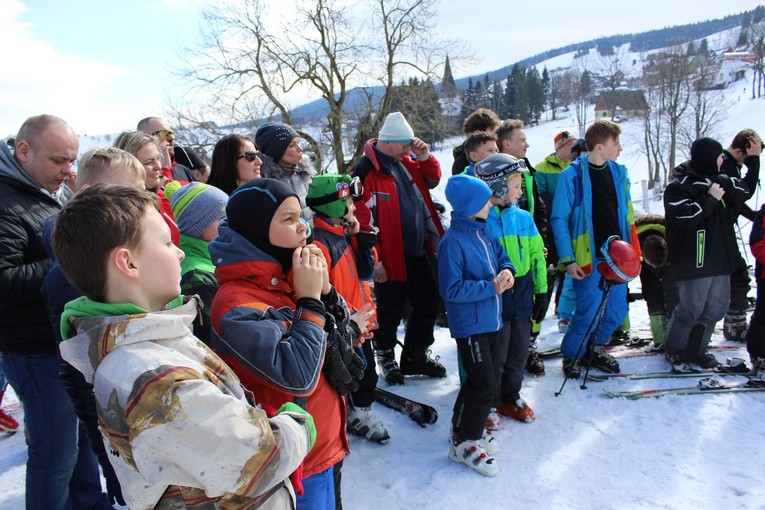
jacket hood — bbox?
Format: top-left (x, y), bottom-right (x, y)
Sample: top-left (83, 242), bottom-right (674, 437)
top-left (59, 295), bottom-right (196, 383)
top-left (260, 153), bottom-right (316, 180)
top-left (0, 141), bottom-right (40, 189)
top-left (209, 221), bottom-right (291, 291)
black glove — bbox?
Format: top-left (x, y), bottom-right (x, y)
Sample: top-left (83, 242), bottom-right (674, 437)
top-left (102, 458), bottom-right (125, 506)
top-left (531, 293), bottom-right (549, 323)
top-left (323, 329), bottom-right (359, 396)
top-left (337, 328), bottom-right (364, 382)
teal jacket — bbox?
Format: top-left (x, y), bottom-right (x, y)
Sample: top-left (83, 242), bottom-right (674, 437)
top-left (550, 155), bottom-right (640, 275)
top-left (534, 153), bottom-right (570, 207)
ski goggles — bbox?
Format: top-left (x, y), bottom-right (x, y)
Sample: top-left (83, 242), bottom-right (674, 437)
top-left (305, 175), bottom-right (363, 207)
top-left (237, 150), bottom-right (261, 162)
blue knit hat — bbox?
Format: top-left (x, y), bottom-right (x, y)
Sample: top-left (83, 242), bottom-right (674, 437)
top-left (255, 122), bottom-right (299, 162)
top-left (445, 174), bottom-right (492, 219)
top-left (164, 181), bottom-right (228, 238)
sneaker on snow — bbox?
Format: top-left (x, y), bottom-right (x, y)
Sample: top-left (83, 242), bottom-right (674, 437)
top-left (666, 352), bottom-right (693, 373)
top-left (0, 409), bottom-right (18, 433)
top-left (486, 408), bottom-right (500, 432)
top-left (481, 429), bottom-right (499, 455)
top-left (347, 405), bottom-right (390, 444)
top-left (689, 351), bottom-right (720, 369)
top-left (558, 319), bottom-right (570, 333)
top-left (525, 350), bottom-right (545, 376)
top-left (562, 357), bottom-right (582, 379)
top-left (375, 349), bottom-right (404, 385)
top-left (449, 437), bottom-right (499, 477)
top-left (497, 399), bottom-right (535, 423)
top-left (587, 344), bottom-right (620, 373)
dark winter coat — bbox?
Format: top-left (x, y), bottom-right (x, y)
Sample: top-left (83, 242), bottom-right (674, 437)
top-left (663, 160), bottom-right (749, 281)
top-left (635, 215), bottom-right (678, 316)
top-left (721, 149), bottom-right (759, 222)
top-left (0, 142), bottom-right (68, 355)
top-left (451, 143), bottom-right (470, 175)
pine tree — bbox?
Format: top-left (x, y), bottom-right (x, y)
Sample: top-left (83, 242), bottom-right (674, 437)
top-left (542, 67), bottom-right (552, 120)
top-left (527, 67), bottom-right (545, 125)
top-left (460, 78), bottom-right (477, 120)
top-left (512, 65), bottom-right (529, 123)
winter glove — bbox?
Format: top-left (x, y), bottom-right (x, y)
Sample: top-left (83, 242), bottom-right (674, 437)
top-left (103, 459), bottom-right (125, 506)
top-left (323, 329), bottom-right (363, 396)
top-left (531, 293), bottom-right (549, 323)
top-left (277, 402), bottom-right (317, 451)
top-left (337, 327), bottom-right (365, 381)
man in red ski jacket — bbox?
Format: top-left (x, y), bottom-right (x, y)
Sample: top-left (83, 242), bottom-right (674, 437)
top-left (351, 112), bottom-right (446, 385)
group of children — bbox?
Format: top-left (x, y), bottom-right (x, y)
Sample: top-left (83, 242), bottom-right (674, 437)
top-left (29, 109), bottom-right (764, 510)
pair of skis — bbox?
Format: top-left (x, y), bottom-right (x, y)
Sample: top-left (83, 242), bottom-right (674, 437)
top-left (604, 373), bottom-right (765, 399)
top-left (596, 358), bottom-right (765, 399)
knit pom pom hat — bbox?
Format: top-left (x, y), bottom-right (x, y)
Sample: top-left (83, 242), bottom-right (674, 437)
top-left (378, 112), bottom-right (415, 143)
top-left (164, 181), bottom-right (228, 238)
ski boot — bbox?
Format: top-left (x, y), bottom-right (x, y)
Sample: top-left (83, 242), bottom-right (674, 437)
top-left (723, 312), bottom-right (748, 342)
top-left (525, 339), bottom-right (545, 376)
top-left (375, 348), bottom-right (404, 385)
top-left (562, 357), bottom-right (582, 379)
top-left (586, 344), bottom-right (620, 373)
top-left (400, 344), bottom-right (446, 378)
top-left (347, 405), bottom-right (390, 444)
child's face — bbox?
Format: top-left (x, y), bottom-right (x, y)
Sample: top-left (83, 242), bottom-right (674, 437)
top-left (505, 174), bottom-right (523, 205)
top-left (503, 129), bottom-right (529, 159)
top-left (342, 198), bottom-right (356, 223)
top-left (472, 198), bottom-right (492, 220)
top-left (134, 206), bottom-right (185, 311)
top-left (599, 136), bottom-right (622, 162)
top-left (469, 141), bottom-right (498, 163)
top-left (269, 196), bottom-right (308, 249)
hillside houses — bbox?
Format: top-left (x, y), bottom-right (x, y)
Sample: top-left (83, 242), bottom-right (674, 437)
top-left (594, 90), bottom-right (649, 120)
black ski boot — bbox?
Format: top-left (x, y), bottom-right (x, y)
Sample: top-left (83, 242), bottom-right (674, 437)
top-left (525, 340), bottom-right (545, 376)
top-left (586, 344), bottom-right (620, 373)
top-left (562, 357), bottom-right (582, 379)
top-left (723, 313), bottom-right (748, 342)
top-left (400, 344), bottom-right (446, 378)
top-left (375, 348), bottom-right (404, 385)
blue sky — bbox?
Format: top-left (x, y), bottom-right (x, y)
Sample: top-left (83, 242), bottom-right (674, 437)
top-left (1, 0), bottom-right (762, 137)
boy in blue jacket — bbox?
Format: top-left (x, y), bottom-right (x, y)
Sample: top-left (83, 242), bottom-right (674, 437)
top-left (438, 174), bottom-right (514, 477)
top-left (475, 153), bottom-right (547, 426)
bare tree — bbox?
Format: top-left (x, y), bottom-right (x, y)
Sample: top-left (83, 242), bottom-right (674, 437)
top-left (641, 47), bottom-right (697, 179)
top-left (573, 69), bottom-right (592, 137)
top-left (678, 83), bottom-right (727, 156)
top-left (595, 44), bottom-right (629, 92)
top-left (748, 22), bottom-right (765, 99)
top-left (173, 0), bottom-right (462, 172)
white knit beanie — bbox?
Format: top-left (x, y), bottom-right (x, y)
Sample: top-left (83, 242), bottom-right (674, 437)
top-left (378, 112), bottom-right (415, 143)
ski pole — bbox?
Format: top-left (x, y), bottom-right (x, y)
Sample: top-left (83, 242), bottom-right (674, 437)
top-left (555, 279), bottom-right (613, 396)
top-left (580, 281), bottom-right (615, 390)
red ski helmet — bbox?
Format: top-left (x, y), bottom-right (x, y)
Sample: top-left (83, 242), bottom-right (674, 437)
top-left (597, 236), bottom-right (641, 283)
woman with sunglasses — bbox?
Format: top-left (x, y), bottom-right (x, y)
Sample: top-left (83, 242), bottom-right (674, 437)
top-left (208, 134), bottom-right (262, 196)
top-left (255, 122), bottom-right (316, 219)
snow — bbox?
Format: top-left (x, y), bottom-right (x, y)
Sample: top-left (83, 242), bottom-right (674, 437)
top-left (3, 65), bottom-right (765, 510)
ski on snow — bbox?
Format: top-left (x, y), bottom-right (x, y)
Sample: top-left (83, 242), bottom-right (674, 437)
top-left (374, 388), bottom-right (438, 427)
top-left (585, 358), bottom-right (751, 382)
top-left (539, 342), bottom-right (741, 360)
top-left (603, 374), bottom-right (765, 399)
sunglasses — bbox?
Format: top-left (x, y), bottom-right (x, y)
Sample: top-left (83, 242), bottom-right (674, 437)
top-left (237, 150), bottom-right (261, 162)
top-left (151, 129), bottom-right (174, 140)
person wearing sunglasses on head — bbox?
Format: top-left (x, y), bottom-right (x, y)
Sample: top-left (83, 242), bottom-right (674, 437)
top-left (207, 134), bottom-right (262, 196)
top-left (137, 116), bottom-right (195, 183)
top-left (256, 122), bottom-right (316, 219)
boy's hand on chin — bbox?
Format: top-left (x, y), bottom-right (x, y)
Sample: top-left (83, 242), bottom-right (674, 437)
top-left (293, 247), bottom-right (325, 299)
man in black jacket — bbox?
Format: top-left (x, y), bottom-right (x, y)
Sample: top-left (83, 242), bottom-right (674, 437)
top-left (663, 137), bottom-right (750, 371)
top-left (0, 115), bottom-right (113, 509)
top-left (720, 129), bottom-right (762, 341)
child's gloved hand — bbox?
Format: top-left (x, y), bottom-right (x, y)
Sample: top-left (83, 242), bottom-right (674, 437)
top-left (277, 402), bottom-right (316, 450)
top-left (532, 293), bottom-right (549, 323)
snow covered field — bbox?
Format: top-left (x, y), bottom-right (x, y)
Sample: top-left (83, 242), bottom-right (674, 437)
top-left (2, 82), bottom-right (765, 510)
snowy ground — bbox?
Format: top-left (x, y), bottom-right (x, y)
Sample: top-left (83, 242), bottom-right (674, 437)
top-left (3, 87), bottom-right (765, 509)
